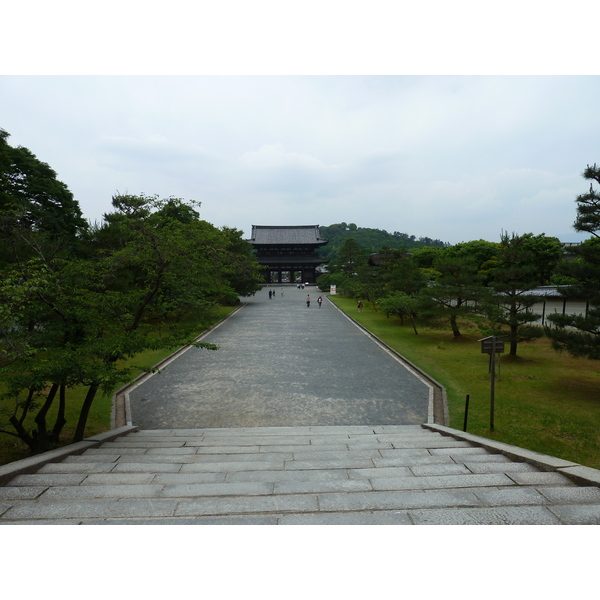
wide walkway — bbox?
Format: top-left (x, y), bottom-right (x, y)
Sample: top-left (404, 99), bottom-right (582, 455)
top-left (1, 287), bottom-right (600, 524)
top-left (128, 286), bottom-right (433, 428)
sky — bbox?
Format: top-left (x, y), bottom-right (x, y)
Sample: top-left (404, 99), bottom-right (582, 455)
top-left (2, 4), bottom-right (599, 248)
top-left (3, 74), bottom-right (598, 246)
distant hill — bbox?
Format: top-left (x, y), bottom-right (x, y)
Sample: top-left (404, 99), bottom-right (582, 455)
top-left (317, 223), bottom-right (449, 261)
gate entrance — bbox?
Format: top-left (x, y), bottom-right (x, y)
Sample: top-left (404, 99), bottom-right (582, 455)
top-left (250, 225), bottom-right (329, 284)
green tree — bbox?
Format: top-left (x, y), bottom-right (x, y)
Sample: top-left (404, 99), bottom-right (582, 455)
top-left (423, 253), bottom-right (490, 337)
top-left (1, 192), bottom-right (263, 452)
top-left (0, 129), bottom-right (88, 263)
top-left (546, 164), bottom-right (600, 358)
top-left (486, 232), bottom-right (562, 355)
top-left (379, 292), bottom-right (421, 335)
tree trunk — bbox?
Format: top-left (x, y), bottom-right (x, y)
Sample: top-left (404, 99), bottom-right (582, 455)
top-left (410, 316), bottom-right (419, 335)
top-left (34, 383), bottom-right (59, 450)
top-left (17, 388), bottom-right (36, 426)
top-left (509, 324), bottom-right (518, 356)
top-left (51, 382), bottom-right (67, 442)
top-left (9, 416), bottom-right (36, 450)
top-left (450, 314), bottom-right (462, 337)
top-left (72, 383), bottom-right (100, 442)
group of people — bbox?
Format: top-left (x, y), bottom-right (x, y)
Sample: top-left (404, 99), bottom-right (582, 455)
top-left (305, 295), bottom-right (323, 308)
top-left (266, 286), bottom-right (325, 308)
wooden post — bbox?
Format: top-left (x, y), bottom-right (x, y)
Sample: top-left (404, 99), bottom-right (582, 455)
top-left (490, 337), bottom-right (496, 431)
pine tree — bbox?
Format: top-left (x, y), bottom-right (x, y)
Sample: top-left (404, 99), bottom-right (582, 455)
top-left (546, 164), bottom-right (600, 358)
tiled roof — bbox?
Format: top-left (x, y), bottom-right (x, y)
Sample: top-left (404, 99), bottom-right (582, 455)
top-left (250, 225), bottom-right (327, 245)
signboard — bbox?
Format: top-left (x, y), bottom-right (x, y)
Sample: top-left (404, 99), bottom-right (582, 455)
top-left (330, 285), bottom-right (337, 295)
top-left (479, 336), bottom-right (505, 354)
top-left (477, 336), bottom-right (505, 432)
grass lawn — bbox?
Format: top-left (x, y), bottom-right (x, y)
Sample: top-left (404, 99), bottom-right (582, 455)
top-left (329, 295), bottom-right (600, 470)
top-left (0, 306), bottom-right (237, 466)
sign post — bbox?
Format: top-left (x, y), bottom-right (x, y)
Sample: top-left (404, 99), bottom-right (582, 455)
top-left (478, 336), bottom-right (505, 431)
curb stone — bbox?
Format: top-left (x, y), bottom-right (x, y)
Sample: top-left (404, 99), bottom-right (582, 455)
top-left (0, 425), bottom-right (138, 486)
top-left (422, 423), bottom-right (600, 488)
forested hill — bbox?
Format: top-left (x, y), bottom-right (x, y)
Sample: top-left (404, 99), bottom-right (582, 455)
top-left (317, 223), bottom-right (449, 260)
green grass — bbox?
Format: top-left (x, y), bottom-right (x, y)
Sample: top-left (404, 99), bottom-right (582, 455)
top-left (0, 306), bottom-right (237, 466)
top-left (329, 295), bottom-right (600, 470)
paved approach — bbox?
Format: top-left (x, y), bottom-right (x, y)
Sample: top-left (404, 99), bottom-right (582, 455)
top-left (128, 286), bottom-right (433, 429)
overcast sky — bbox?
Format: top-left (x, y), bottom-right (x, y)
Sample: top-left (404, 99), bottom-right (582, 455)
top-left (2, 5), bottom-right (599, 246)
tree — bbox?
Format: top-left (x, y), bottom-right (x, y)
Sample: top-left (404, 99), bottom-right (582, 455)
top-left (486, 232), bottom-right (562, 355)
top-left (379, 292), bottom-right (421, 335)
top-left (0, 129), bottom-right (88, 261)
top-left (546, 164), bottom-right (600, 358)
top-left (1, 191), bottom-right (263, 452)
top-left (423, 253), bottom-right (489, 337)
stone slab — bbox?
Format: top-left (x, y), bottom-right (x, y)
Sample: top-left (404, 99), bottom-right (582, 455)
top-left (0, 486), bottom-right (48, 499)
top-left (83, 473), bottom-right (157, 485)
top-left (283, 459), bottom-right (375, 471)
top-left (225, 468), bottom-right (351, 483)
top-left (536, 485), bottom-right (600, 503)
top-left (472, 487), bottom-right (550, 506)
top-left (6, 473), bottom-right (88, 486)
top-left (317, 489), bottom-right (482, 512)
top-left (558, 465), bottom-right (600, 487)
top-left (40, 484), bottom-right (165, 499)
top-left (160, 482), bottom-right (274, 497)
top-left (38, 463), bottom-right (117, 474)
top-left (408, 505), bottom-right (561, 525)
top-left (547, 504), bottom-right (600, 524)
top-left (370, 473), bottom-right (515, 491)
top-left (180, 460), bottom-right (285, 473)
top-left (273, 478), bottom-right (373, 495)
top-left (174, 494), bottom-right (320, 516)
top-left (1, 498), bottom-right (179, 520)
top-left (280, 511), bottom-right (413, 525)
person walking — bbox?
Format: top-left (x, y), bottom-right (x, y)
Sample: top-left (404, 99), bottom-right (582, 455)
top-left (269, 289), bottom-right (272, 299)
top-left (306, 295), bottom-right (311, 308)
top-left (317, 295), bottom-right (323, 308)
top-left (357, 300), bottom-right (363, 313)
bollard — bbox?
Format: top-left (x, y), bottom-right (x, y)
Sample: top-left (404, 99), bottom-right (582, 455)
top-left (463, 394), bottom-right (470, 432)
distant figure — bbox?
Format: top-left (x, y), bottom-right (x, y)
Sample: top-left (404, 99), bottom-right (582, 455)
top-left (357, 300), bottom-right (363, 312)
top-left (269, 289), bottom-right (272, 299)
top-left (317, 296), bottom-right (323, 308)
top-left (281, 288), bottom-right (284, 297)
top-left (306, 295), bottom-right (311, 308)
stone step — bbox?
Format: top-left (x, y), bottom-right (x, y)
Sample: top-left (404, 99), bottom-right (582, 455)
top-left (1, 424), bottom-right (600, 524)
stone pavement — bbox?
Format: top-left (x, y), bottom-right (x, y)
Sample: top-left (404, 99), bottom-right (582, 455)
top-left (2, 423), bottom-right (600, 524)
top-left (1, 286), bottom-right (600, 524)
top-left (126, 286), bottom-right (435, 429)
